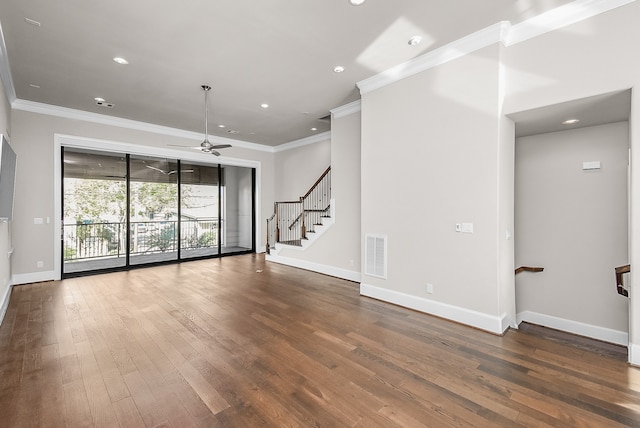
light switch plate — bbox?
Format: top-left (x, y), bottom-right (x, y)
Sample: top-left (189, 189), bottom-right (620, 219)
top-left (460, 223), bottom-right (473, 233)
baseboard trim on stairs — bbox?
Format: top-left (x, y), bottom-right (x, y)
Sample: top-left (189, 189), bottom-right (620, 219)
top-left (266, 254), bottom-right (361, 282)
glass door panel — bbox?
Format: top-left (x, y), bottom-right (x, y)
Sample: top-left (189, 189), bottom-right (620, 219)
top-left (180, 162), bottom-right (220, 259)
top-left (129, 156), bottom-right (178, 265)
top-left (63, 148), bottom-right (127, 274)
top-left (221, 165), bottom-right (254, 254)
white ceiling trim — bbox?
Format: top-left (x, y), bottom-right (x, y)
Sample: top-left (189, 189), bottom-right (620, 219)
top-left (357, 0), bottom-right (636, 95)
top-left (0, 21), bottom-right (16, 103)
top-left (272, 131), bottom-right (331, 153)
top-left (12, 98), bottom-right (274, 153)
top-left (505, 0), bottom-right (637, 46)
top-left (331, 100), bottom-right (361, 119)
top-left (357, 21), bottom-right (508, 95)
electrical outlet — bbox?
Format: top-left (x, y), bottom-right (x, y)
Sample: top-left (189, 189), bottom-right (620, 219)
top-left (426, 283), bottom-right (433, 294)
top-left (37, 261), bottom-right (43, 268)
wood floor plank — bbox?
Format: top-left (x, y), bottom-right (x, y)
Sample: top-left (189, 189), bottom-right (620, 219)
top-left (122, 369), bottom-right (169, 427)
top-left (63, 378), bottom-right (93, 427)
top-left (113, 396), bottom-right (145, 427)
top-left (1, 254), bottom-right (639, 427)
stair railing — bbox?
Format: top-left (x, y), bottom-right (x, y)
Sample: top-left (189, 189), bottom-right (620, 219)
top-left (301, 166), bottom-right (331, 238)
top-left (515, 266), bottom-right (544, 274)
top-left (266, 166), bottom-right (331, 252)
top-left (266, 211), bottom-right (276, 255)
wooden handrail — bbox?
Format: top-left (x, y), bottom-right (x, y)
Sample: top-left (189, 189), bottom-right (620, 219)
top-left (615, 264), bottom-right (630, 297)
top-left (288, 206), bottom-right (330, 230)
top-left (302, 166), bottom-right (331, 199)
top-left (515, 266), bottom-right (544, 275)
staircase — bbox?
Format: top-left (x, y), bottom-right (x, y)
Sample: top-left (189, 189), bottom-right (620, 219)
top-left (266, 166), bottom-right (332, 255)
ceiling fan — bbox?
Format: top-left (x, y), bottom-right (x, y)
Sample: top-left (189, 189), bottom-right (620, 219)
top-left (169, 85), bottom-right (232, 156)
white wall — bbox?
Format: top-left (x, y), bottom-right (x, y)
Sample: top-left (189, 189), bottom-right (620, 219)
top-left (501, 0), bottom-right (640, 362)
top-left (9, 109), bottom-right (276, 281)
top-left (515, 123), bottom-right (629, 343)
top-left (275, 110), bottom-right (361, 281)
top-left (274, 139), bottom-right (330, 201)
top-left (360, 44), bottom-right (507, 332)
top-left (355, 1), bottom-right (640, 350)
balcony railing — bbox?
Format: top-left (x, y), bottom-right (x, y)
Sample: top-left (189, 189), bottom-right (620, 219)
top-left (63, 218), bottom-right (219, 262)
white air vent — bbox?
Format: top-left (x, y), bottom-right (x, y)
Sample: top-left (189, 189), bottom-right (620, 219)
top-left (365, 234), bottom-right (387, 279)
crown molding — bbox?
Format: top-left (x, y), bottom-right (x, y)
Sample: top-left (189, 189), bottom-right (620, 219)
top-left (13, 98), bottom-right (329, 153)
top-left (357, 21), bottom-right (508, 95)
top-left (505, 0), bottom-right (637, 46)
top-left (0, 21), bottom-right (16, 103)
top-left (357, 0), bottom-right (637, 95)
top-left (12, 98), bottom-right (273, 152)
top-left (331, 100), bottom-right (361, 119)
top-left (272, 131), bottom-right (331, 153)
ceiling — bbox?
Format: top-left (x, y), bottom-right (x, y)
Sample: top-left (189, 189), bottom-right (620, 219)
top-left (510, 90), bottom-right (632, 138)
top-left (0, 0), bottom-right (573, 147)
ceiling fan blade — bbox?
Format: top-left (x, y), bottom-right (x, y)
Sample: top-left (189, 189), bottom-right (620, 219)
top-left (145, 165), bottom-right (167, 174)
top-left (210, 150), bottom-right (221, 156)
top-left (211, 144), bottom-right (232, 149)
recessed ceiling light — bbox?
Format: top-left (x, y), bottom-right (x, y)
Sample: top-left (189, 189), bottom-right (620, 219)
top-left (94, 97), bottom-right (106, 102)
top-left (349, 0), bottom-right (366, 5)
top-left (261, 103), bottom-right (269, 109)
top-left (227, 130), bottom-right (239, 134)
top-left (562, 119), bottom-right (580, 125)
top-left (408, 36), bottom-right (422, 46)
top-left (113, 57), bottom-right (129, 65)
top-left (311, 127), bottom-right (318, 131)
top-left (333, 66), bottom-right (345, 73)
top-left (24, 18), bottom-right (41, 27)
top-left (29, 84), bottom-right (40, 89)
top-left (218, 124), bottom-right (226, 128)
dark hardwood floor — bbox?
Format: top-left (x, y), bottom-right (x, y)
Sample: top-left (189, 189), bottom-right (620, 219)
top-left (1, 254), bottom-right (639, 427)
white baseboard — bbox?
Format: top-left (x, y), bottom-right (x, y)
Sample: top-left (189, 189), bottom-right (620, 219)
top-left (360, 283), bottom-right (507, 335)
top-left (629, 343), bottom-right (640, 367)
top-left (12, 270), bottom-right (56, 285)
top-left (0, 280), bottom-right (12, 326)
top-left (266, 254), bottom-right (361, 282)
top-left (517, 310), bottom-right (628, 346)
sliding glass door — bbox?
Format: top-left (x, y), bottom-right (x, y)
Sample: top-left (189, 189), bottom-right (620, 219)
top-left (129, 156), bottom-right (179, 265)
top-left (62, 147), bottom-right (254, 276)
top-left (180, 162), bottom-right (220, 259)
top-left (221, 165), bottom-right (254, 254)
top-left (62, 149), bottom-right (127, 274)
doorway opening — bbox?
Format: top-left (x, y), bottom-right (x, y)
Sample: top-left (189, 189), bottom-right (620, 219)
top-left (510, 89), bottom-right (631, 347)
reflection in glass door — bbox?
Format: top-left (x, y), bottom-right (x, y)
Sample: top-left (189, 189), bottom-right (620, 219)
top-left (129, 156), bottom-right (179, 266)
top-left (180, 162), bottom-right (220, 259)
top-left (62, 148), bottom-right (127, 274)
